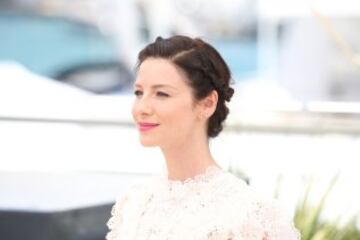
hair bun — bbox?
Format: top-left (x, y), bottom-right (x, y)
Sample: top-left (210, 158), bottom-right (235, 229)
top-left (224, 87), bottom-right (234, 101)
top-left (155, 36), bottom-right (164, 42)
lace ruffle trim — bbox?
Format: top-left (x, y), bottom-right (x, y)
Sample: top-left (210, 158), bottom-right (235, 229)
top-left (160, 165), bottom-right (224, 189)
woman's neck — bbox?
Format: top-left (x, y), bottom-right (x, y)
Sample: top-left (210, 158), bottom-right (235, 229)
top-left (160, 137), bottom-right (219, 182)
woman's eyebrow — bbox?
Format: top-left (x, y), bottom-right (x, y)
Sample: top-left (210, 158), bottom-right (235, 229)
top-left (134, 83), bottom-right (176, 90)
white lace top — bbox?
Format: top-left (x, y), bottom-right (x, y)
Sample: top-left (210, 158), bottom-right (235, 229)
top-left (105, 165), bottom-right (301, 240)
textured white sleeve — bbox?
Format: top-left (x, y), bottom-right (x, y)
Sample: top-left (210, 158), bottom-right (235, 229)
top-left (105, 193), bottom-right (129, 240)
top-left (255, 198), bottom-right (301, 240)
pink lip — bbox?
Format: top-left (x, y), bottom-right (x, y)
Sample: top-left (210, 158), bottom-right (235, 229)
top-left (138, 122), bottom-right (159, 132)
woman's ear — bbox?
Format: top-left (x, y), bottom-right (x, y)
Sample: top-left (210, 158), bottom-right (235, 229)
top-left (201, 90), bottom-right (218, 119)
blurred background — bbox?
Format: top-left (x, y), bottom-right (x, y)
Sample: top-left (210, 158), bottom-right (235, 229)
top-left (1, 0), bottom-right (360, 239)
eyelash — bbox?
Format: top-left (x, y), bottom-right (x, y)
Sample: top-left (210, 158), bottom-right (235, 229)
top-left (157, 92), bottom-right (169, 97)
top-left (134, 90), bottom-right (169, 98)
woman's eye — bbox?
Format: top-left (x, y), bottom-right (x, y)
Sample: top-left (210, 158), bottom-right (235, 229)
top-left (134, 90), bottom-right (142, 96)
top-left (134, 90), bottom-right (169, 98)
top-left (157, 91), bottom-right (169, 97)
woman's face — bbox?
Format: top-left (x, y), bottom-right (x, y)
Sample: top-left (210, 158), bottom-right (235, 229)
top-left (132, 58), bottom-right (203, 148)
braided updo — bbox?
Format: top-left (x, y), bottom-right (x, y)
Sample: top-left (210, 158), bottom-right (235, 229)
top-left (137, 35), bottom-right (234, 138)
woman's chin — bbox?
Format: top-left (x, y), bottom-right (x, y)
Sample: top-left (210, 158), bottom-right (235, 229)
top-left (139, 138), bottom-right (159, 147)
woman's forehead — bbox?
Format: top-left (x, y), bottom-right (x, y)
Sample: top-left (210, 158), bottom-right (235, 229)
top-left (135, 58), bottom-right (188, 89)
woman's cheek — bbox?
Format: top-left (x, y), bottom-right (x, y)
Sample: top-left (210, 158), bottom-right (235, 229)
top-left (131, 102), bottom-right (139, 121)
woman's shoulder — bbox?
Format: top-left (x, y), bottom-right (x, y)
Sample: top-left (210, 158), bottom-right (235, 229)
top-left (106, 176), bottom-right (158, 238)
top-left (121, 176), bottom-right (158, 197)
top-left (219, 172), bottom-right (301, 239)
top-left (215, 170), bottom-right (255, 200)
top-left (110, 176), bottom-right (158, 208)
top-left (220, 171), bottom-right (293, 218)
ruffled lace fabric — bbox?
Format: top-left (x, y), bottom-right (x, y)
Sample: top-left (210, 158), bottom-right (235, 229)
top-left (106, 165), bottom-right (301, 240)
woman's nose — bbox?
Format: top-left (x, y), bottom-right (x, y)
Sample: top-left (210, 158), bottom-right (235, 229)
top-left (136, 96), bottom-right (153, 115)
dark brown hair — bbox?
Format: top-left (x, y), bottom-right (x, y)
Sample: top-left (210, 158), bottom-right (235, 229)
top-left (136, 35), bottom-right (234, 138)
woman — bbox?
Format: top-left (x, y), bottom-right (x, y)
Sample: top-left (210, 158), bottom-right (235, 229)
top-left (106, 35), bottom-right (301, 240)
